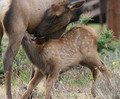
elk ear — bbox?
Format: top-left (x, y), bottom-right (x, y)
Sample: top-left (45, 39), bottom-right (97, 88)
top-left (67, 0), bottom-right (85, 9)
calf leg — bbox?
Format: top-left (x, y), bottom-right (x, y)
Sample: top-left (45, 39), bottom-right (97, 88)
top-left (86, 54), bottom-right (111, 85)
top-left (27, 65), bottom-right (35, 99)
top-left (30, 65), bottom-right (35, 80)
top-left (45, 73), bottom-right (59, 99)
top-left (81, 54), bottom-right (111, 97)
top-left (92, 58), bottom-right (112, 96)
top-left (21, 69), bottom-right (44, 99)
top-left (90, 58), bottom-right (114, 98)
top-left (90, 57), bottom-right (111, 86)
top-left (98, 59), bottom-right (110, 84)
top-left (89, 67), bottom-right (99, 97)
top-left (80, 63), bottom-right (99, 97)
top-left (97, 59), bottom-right (114, 93)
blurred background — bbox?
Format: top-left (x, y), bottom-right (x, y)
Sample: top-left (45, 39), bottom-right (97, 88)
top-left (83, 0), bottom-right (120, 39)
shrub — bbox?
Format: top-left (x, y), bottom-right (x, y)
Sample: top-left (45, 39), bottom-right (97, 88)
top-left (79, 14), bottom-right (93, 25)
top-left (97, 30), bottom-right (120, 52)
top-left (64, 14), bottom-right (93, 35)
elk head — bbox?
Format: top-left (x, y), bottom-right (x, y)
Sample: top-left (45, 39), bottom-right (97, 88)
top-left (32, 0), bottom-right (85, 40)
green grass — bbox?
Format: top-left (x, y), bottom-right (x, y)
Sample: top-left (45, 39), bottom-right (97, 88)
top-left (88, 23), bottom-right (106, 33)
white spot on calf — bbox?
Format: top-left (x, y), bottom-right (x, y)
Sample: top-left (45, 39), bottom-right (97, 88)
top-left (87, 42), bottom-right (89, 44)
top-left (88, 33), bottom-right (90, 36)
top-left (84, 36), bottom-right (87, 39)
top-left (82, 42), bottom-right (84, 44)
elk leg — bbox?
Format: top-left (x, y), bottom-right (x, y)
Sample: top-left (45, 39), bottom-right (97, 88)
top-left (3, 20), bottom-right (27, 98)
top-left (3, 34), bottom-right (25, 99)
top-left (0, 22), bottom-right (3, 56)
top-left (21, 69), bottom-right (44, 99)
top-left (45, 73), bottom-right (59, 99)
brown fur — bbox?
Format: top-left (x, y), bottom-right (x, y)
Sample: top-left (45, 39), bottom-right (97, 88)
top-left (33, 0), bottom-right (84, 40)
top-left (0, 0), bottom-right (85, 98)
top-left (0, 22), bottom-right (3, 56)
top-left (21, 26), bottom-right (111, 99)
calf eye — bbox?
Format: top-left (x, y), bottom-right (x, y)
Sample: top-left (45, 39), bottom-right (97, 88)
top-left (55, 16), bottom-right (59, 19)
top-left (55, 14), bottom-right (63, 19)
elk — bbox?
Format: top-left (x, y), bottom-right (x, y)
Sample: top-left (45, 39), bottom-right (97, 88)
top-left (32, 0), bottom-right (84, 40)
top-left (21, 25), bottom-right (111, 99)
top-left (0, 0), bottom-right (85, 98)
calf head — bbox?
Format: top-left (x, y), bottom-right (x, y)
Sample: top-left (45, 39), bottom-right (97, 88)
top-left (32, 0), bottom-right (85, 41)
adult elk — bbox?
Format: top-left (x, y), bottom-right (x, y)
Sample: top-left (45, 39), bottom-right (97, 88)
top-left (0, 0), bottom-right (85, 98)
top-left (0, 22), bottom-right (3, 56)
top-left (21, 25), bottom-right (111, 99)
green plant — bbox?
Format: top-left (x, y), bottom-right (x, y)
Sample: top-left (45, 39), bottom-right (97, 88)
top-left (63, 14), bottom-right (93, 36)
top-left (19, 70), bottom-right (30, 83)
top-left (79, 14), bottom-right (93, 25)
top-left (97, 29), bottom-right (120, 52)
top-left (89, 75), bottom-right (93, 81)
top-left (63, 23), bottom-right (77, 35)
top-left (77, 79), bottom-right (84, 86)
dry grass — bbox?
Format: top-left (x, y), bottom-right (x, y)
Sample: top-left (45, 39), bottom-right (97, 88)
top-left (0, 67), bottom-right (120, 99)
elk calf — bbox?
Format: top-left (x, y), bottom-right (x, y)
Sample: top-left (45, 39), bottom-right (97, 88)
top-left (21, 25), bottom-right (111, 99)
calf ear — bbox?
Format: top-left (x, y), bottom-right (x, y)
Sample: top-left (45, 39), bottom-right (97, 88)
top-left (67, 0), bottom-right (85, 9)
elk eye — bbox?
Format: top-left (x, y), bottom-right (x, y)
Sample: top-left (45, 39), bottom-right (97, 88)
top-left (55, 16), bottom-right (59, 19)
